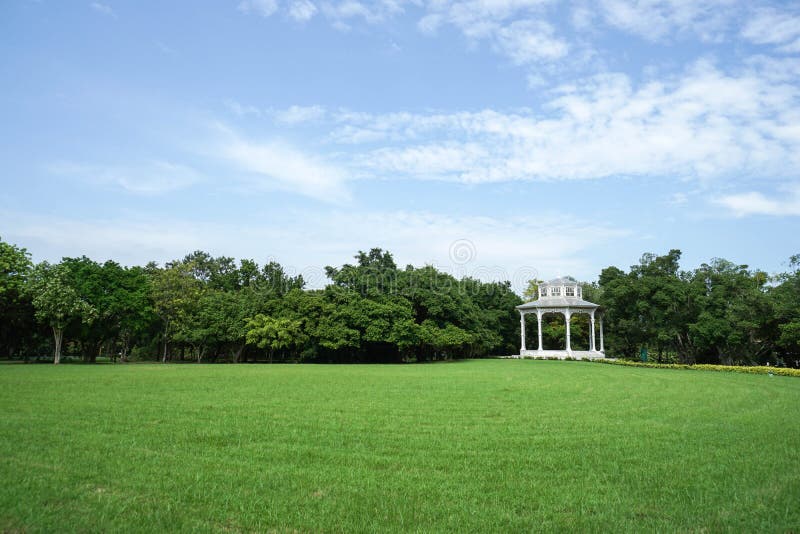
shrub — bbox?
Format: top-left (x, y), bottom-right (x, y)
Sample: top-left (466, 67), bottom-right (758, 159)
top-left (593, 359), bottom-right (800, 377)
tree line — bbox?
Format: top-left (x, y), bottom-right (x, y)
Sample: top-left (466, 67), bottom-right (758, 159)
top-left (1, 237), bottom-right (798, 366)
top-left (0, 240), bottom-right (521, 363)
top-left (516, 250), bottom-right (800, 367)
top-left (593, 250), bottom-right (800, 366)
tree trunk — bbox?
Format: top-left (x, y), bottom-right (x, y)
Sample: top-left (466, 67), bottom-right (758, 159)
top-left (162, 322), bottom-right (169, 363)
top-left (53, 327), bottom-right (64, 365)
top-left (233, 343), bottom-right (245, 363)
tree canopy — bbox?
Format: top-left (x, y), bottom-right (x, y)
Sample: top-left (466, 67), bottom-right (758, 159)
top-left (2, 236), bottom-right (799, 367)
top-left (597, 250), bottom-right (795, 365)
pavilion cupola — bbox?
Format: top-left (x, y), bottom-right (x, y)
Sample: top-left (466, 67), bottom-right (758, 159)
top-left (538, 277), bottom-right (582, 300)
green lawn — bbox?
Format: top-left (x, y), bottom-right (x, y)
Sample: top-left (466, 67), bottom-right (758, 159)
top-left (1, 360), bottom-right (798, 532)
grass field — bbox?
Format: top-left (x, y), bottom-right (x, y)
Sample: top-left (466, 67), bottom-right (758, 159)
top-left (1, 360), bottom-right (798, 532)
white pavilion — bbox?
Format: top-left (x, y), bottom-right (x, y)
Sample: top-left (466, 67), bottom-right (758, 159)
top-left (515, 277), bottom-right (605, 359)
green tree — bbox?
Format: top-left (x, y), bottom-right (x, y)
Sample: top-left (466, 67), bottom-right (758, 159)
top-left (150, 262), bottom-right (202, 362)
top-left (245, 314), bottom-right (307, 362)
top-left (326, 248), bottom-right (398, 296)
top-left (396, 265), bottom-right (493, 360)
top-left (59, 257), bottom-right (153, 362)
top-left (771, 254), bottom-right (800, 364)
top-left (28, 262), bottom-right (97, 364)
top-left (599, 250), bottom-right (692, 361)
top-left (109, 265), bottom-right (157, 362)
top-left (0, 238), bottom-right (32, 297)
top-left (179, 288), bottom-right (263, 362)
top-left (462, 278), bottom-right (521, 355)
top-left (688, 259), bottom-right (775, 365)
top-left (523, 279), bottom-right (543, 301)
top-left (0, 237), bottom-right (35, 359)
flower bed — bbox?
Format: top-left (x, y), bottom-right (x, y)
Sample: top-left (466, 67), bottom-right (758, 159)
top-left (593, 358), bottom-right (800, 377)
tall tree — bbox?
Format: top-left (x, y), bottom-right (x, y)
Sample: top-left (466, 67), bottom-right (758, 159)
top-left (27, 262), bottom-right (96, 364)
top-left (178, 288), bottom-right (263, 362)
top-left (771, 254), bottom-right (800, 365)
top-left (60, 256), bottom-right (110, 362)
top-left (149, 262), bottom-right (202, 362)
top-left (326, 248), bottom-right (398, 296)
top-left (108, 264), bottom-right (157, 362)
top-left (688, 259), bottom-right (774, 365)
top-left (0, 237), bottom-right (31, 297)
top-left (599, 250), bottom-right (692, 361)
top-left (0, 237), bottom-right (34, 359)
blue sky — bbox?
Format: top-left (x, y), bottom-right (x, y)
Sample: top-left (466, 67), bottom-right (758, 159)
top-left (2, 0), bottom-right (799, 290)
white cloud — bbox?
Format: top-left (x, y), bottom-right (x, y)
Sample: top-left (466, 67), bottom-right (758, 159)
top-left (236, 0), bottom-right (402, 25)
top-left (570, 3), bottom-right (594, 31)
top-left (3, 212), bottom-right (211, 267)
top-left (715, 184), bottom-right (800, 217)
top-left (416, 1), bottom-right (564, 66)
top-left (231, 0), bottom-right (794, 73)
top-left (597, 0), bottom-right (739, 42)
top-left (220, 133), bottom-right (351, 203)
top-left (240, 0), bottom-right (568, 67)
top-left (741, 7), bottom-right (800, 53)
top-left (287, 0), bottom-right (318, 21)
top-left (319, 0), bottom-right (407, 29)
top-left (744, 55), bottom-right (800, 84)
top-left (1, 208), bottom-right (626, 288)
top-left (494, 19), bottom-right (568, 63)
top-left (413, 0), bottom-right (742, 69)
top-left (47, 161), bottom-right (201, 195)
top-left (273, 104), bottom-right (326, 124)
top-left (47, 127), bottom-right (350, 204)
top-left (315, 59), bottom-right (800, 185)
top-left (90, 2), bottom-right (116, 17)
top-left (224, 98), bottom-right (262, 117)
top-left (425, 0), bottom-right (554, 37)
top-left (417, 13), bottom-right (443, 34)
top-left (292, 210), bottom-right (628, 288)
top-left (238, 0), bottom-right (279, 17)
top-left (362, 142), bottom-right (490, 179)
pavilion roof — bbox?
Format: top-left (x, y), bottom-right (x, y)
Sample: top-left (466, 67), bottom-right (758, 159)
top-left (540, 276), bottom-right (578, 286)
top-left (516, 297), bottom-right (600, 310)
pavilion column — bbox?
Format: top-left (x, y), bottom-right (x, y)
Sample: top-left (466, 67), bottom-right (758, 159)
top-left (537, 310), bottom-right (543, 352)
top-left (599, 315), bottom-right (605, 353)
top-left (520, 312), bottom-right (526, 353)
top-left (590, 310), bottom-right (596, 352)
top-left (564, 309), bottom-right (572, 353)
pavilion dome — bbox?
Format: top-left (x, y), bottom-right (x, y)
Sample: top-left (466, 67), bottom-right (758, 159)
top-left (538, 276), bottom-right (581, 300)
top-left (515, 276), bottom-right (599, 310)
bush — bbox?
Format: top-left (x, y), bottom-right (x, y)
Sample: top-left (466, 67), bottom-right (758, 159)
top-left (129, 346), bottom-right (157, 362)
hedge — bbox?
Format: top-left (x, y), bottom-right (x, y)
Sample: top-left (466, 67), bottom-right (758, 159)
top-left (592, 358), bottom-right (800, 377)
